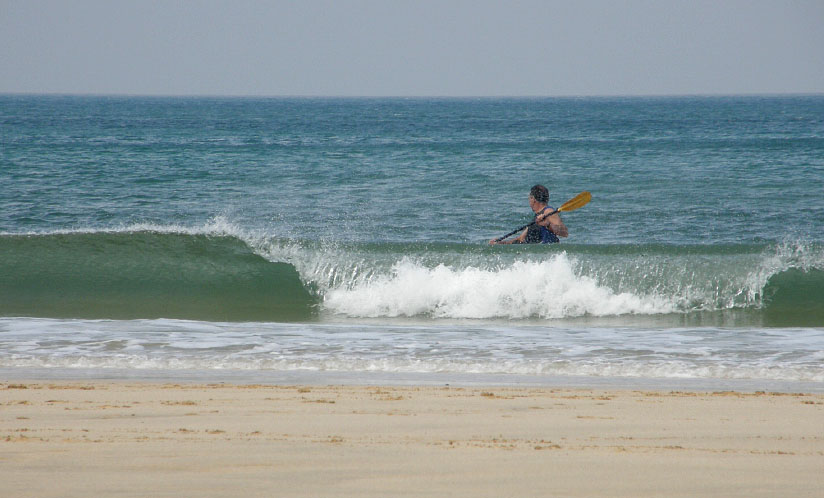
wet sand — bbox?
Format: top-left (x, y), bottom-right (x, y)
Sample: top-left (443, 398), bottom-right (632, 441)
top-left (2, 382), bottom-right (823, 497)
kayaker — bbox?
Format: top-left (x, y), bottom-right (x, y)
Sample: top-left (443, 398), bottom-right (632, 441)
top-left (489, 184), bottom-right (568, 244)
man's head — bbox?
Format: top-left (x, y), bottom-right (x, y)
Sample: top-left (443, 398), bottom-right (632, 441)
top-left (529, 184), bottom-right (549, 204)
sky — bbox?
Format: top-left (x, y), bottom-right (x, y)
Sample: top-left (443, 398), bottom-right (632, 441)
top-left (1, 0), bottom-right (823, 97)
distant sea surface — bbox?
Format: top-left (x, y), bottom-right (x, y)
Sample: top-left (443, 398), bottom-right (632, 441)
top-left (2, 95), bottom-right (823, 389)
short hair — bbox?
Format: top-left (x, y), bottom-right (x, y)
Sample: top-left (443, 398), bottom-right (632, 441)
top-left (530, 184), bottom-right (549, 204)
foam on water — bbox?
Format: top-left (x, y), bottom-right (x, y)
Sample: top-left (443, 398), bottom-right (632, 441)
top-left (323, 254), bottom-right (673, 319)
top-left (266, 237), bottom-right (824, 322)
top-left (1, 318), bottom-right (822, 384)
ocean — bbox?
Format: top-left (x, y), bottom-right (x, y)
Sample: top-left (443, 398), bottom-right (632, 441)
top-left (2, 95), bottom-right (823, 390)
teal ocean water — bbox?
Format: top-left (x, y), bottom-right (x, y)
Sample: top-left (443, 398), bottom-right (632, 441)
top-left (2, 95), bottom-right (823, 388)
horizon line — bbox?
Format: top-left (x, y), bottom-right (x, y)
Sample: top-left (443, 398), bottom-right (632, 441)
top-left (2, 91), bottom-right (823, 100)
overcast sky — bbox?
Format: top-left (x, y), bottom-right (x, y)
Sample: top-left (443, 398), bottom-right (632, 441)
top-left (1, 0), bottom-right (822, 96)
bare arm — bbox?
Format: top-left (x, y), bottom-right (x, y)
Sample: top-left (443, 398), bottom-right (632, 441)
top-left (489, 228), bottom-right (528, 245)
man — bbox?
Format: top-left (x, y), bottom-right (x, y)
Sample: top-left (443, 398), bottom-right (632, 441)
top-left (489, 184), bottom-right (568, 244)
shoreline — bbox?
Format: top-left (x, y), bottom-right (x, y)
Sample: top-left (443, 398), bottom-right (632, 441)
top-left (3, 367), bottom-right (824, 394)
top-left (3, 380), bottom-right (823, 497)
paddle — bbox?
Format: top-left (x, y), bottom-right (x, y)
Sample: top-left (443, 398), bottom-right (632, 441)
top-left (493, 191), bottom-right (591, 242)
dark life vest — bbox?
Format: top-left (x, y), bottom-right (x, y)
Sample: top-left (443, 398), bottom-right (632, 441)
top-left (524, 206), bottom-right (560, 244)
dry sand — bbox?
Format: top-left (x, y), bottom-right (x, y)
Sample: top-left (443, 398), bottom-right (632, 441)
top-left (2, 381), bottom-right (823, 497)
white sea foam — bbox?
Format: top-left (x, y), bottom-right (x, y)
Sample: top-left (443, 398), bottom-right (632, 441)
top-left (4, 318), bottom-right (822, 384)
top-left (0, 215), bottom-right (248, 238)
top-left (2, 355), bottom-right (820, 383)
top-left (323, 253), bottom-right (674, 319)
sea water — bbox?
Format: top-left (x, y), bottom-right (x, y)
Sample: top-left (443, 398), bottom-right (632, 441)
top-left (2, 95), bottom-right (823, 390)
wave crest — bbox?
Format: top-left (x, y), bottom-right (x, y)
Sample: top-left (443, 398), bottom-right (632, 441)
top-left (324, 254), bottom-right (674, 319)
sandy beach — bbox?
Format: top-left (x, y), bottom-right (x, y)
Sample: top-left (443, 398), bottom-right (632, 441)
top-left (2, 382), bottom-right (823, 497)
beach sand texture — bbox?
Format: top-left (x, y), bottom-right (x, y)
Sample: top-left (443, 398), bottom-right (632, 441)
top-left (2, 382), bottom-right (823, 497)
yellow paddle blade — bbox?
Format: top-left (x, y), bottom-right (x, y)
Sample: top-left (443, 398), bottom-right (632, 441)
top-left (558, 191), bottom-right (592, 212)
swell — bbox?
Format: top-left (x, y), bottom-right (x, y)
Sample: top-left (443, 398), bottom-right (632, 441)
top-left (258, 240), bottom-right (824, 325)
top-left (762, 268), bottom-right (824, 326)
top-left (2, 229), bottom-right (822, 326)
top-left (0, 231), bottom-right (316, 322)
